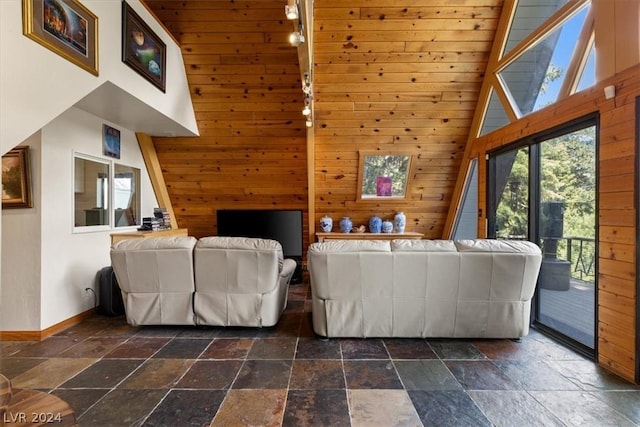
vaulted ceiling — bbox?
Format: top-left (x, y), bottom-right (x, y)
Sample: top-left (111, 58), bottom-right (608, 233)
top-left (144, 0), bottom-right (504, 239)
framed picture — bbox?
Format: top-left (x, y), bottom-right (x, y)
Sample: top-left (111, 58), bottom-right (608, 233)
top-left (22, 0), bottom-right (98, 76)
top-left (122, 1), bottom-right (166, 92)
top-left (2, 147), bottom-right (33, 209)
top-left (103, 124), bottom-right (121, 159)
top-left (357, 151), bottom-right (414, 200)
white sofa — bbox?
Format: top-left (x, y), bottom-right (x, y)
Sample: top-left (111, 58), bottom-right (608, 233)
top-left (110, 236), bottom-right (296, 327)
top-left (307, 239), bottom-right (542, 339)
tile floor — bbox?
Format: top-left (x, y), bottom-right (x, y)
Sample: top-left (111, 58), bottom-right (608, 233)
top-left (1, 281), bottom-right (639, 426)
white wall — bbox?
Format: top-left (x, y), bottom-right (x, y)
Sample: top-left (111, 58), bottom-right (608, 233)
top-left (0, 0), bottom-right (197, 331)
top-left (0, 0), bottom-right (198, 155)
top-left (1, 108), bottom-right (159, 331)
top-left (1, 134), bottom-right (42, 331)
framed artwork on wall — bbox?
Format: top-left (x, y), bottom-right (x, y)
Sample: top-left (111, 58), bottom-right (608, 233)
top-left (2, 147), bottom-right (33, 209)
top-left (357, 151), bottom-right (414, 200)
top-left (103, 124), bottom-right (121, 159)
top-left (22, 0), bottom-right (99, 76)
top-left (122, 1), bottom-right (166, 92)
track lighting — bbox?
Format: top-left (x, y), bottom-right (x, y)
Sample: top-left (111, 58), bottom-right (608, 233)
top-left (289, 31), bottom-right (305, 46)
top-left (306, 119), bottom-right (313, 128)
top-left (285, 4), bottom-right (298, 20)
top-left (302, 104), bottom-right (311, 116)
top-left (302, 72), bottom-right (313, 96)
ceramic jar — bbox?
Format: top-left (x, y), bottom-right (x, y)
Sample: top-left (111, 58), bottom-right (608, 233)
top-left (382, 219), bottom-right (394, 233)
top-left (394, 211), bottom-right (406, 233)
top-left (339, 217), bottom-right (353, 233)
top-left (369, 216), bottom-right (382, 233)
top-left (319, 215), bottom-right (333, 232)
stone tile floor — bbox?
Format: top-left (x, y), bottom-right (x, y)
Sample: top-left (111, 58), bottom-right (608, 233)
top-left (1, 281), bottom-right (639, 426)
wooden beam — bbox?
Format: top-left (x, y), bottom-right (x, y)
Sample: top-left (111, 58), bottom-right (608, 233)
top-left (136, 132), bottom-right (179, 229)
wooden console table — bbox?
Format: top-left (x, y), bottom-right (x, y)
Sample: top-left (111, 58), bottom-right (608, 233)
top-left (110, 228), bottom-right (188, 244)
top-left (316, 231), bottom-right (423, 242)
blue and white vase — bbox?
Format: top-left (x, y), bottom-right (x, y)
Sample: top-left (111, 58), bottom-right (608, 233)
top-left (369, 216), bottom-right (382, 233)
top-left (339, 217), bottom-right (353, 233)
top-left (382, 219), bottom-right (393, 233)
top-left (319, 215), bottom-right (333, 233)
top-left (394, 211), bottom-right (406, 233)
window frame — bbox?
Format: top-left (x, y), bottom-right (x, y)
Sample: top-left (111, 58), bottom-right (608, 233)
top-left (72, 152), bottom-right (141, 233)
top-left (356, 150), bottom-right (415, 202)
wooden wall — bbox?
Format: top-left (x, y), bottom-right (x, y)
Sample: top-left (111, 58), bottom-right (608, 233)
top-left (312, 0), bottom-right (503, 238)
top-left (145, 0), bottom-right (308, 240)
top-left (467, 63), bottom-right (640, 383)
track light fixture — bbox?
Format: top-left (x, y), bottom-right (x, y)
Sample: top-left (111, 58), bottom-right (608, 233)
top-left (302, 101), bottom-right (311, 116)
top-left (284, 2), bottom-right (298, 20)
top-left (289, 31), bottom-right (305, 46)
top-left (302, 72), bottom-right (313, 95)
top-left (306, 118), bottom-right (313, 128)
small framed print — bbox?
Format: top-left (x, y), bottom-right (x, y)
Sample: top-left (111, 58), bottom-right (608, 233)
top-left (103, 124), bottom-right (121, 159)
top-left (2, 146), bottom-right (33, 209)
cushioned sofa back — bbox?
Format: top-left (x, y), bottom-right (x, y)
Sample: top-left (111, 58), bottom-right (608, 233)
top-left (193, 236), bottom-right (284, 326)
top-left (110, 236), bottom-right (197, 326)
top-left (308, 238), bottom-right (542, 338)
top-left (308, 240), bottom-right (393, 337)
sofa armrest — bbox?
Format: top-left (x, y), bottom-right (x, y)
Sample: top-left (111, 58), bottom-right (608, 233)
top-left (280, 258), bottom-right (297, 284)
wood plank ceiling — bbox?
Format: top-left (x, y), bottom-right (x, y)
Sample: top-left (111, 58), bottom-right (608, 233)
top-left (144, 0), bottom-right (504, 241)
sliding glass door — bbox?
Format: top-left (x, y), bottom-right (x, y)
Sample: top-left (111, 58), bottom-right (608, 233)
top-left (488, 117), bottom-right (597, 355)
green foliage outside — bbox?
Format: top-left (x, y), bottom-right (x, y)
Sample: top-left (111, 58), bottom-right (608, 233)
top-left (496, 126), bottom-right (596, 282)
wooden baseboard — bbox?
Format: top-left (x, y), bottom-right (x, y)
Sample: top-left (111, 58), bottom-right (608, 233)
top-left (0, 309), bottom-right (95, 341)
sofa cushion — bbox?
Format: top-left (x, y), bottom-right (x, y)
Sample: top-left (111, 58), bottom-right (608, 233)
top-left (308, 239), bottom-right (391, 253)
top-left (197, 236), bottom-right (284, 270)
top-left (391, 239), bottom-right (457, 252)
top-left (454, 239), bottom-right (541, 254)
top-left (112, 235), bottom-right (197, 251)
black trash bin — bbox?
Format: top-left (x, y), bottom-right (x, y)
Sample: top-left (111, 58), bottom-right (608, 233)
top-left (96, 266), bottom-right (125, 316)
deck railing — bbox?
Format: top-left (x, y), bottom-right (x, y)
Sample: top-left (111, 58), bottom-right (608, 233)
top-left (546, 236), bottom-right (596, 285)
top-left (504, 235), bottom-right (596, 285)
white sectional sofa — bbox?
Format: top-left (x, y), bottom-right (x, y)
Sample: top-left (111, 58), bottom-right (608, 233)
top-left (110, 236), bottom-right (296, 327)
top-left (307, 239), bottom-right (542, 339)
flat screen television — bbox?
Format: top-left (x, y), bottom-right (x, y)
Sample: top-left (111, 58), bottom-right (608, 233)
top-left (217, 210), bottom-right (304, 283)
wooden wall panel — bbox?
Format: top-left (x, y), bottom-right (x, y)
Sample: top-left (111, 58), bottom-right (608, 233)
top-left (466, 64), bottom-right (640, 382)
top-left (313, 0), bottom-right (503, 238)
top-left (145, 0), bottom-right (308, 242)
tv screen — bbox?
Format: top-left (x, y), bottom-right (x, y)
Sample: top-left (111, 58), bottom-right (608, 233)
top-left (216, 209), bottom-right (303, 258)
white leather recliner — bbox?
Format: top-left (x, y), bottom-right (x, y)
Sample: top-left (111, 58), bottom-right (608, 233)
top-left (110, 236), bottom-right (296, 327)
top-left (193, 236), bottom-right (296, 327)
top-left (110, 236), bottom-right (198, 326)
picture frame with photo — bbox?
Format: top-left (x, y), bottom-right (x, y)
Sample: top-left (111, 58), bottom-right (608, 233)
top-left (122, 1), bottom-right (166, 92)
top-left (22, 0), bottom-right (99, 76)
top-left (103, 124), bottom-right (121, 159)
top-left (2, 147), bottom-right (33, 209)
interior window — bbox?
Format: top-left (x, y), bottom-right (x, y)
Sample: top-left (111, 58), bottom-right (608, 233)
top-left (74, 155), bottom-right (110, 227)
top-left (357, 151), bottom-right (413, 200)
top-left (114, 163), bottom-right (140, 227)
